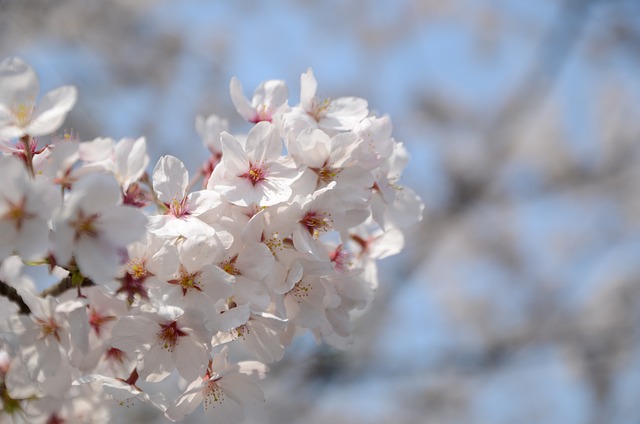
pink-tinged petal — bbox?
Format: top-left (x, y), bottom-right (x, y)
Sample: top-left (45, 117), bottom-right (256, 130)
top-left (0, 157), bottom-right (29, 203)
top-left (320, 96), bottom-right (368, 132)
top-left (218, 133), bottom-right (250, 175)
top-left (179, 235), bottom-right (216, 273)
top-left (0, 104), bottom-right (22, 138)
top-left (230, 77), bottom-right (256, 121)
top-left (220, 373), bottom-right (265, 405)
top-left (169, 390), bottom-right (203, 421)
top-left (112, 316), bottom-right (158, 347)
top-left (153, 155), bottom-right (188, 204)
top-left (139, 346), bottom-right (173, 383)
top-left (236, 360), bottom-right (269, 378)
top-left (202, 390), bottom-right (244, 424)
top-left (13, 218), bottom-right (49, 261)
top-left (78, 137), bottom-right (113, 162)
top-left (292, 227), bottom-right (317, 257)
top-left (258, 178), bottom-right (292, 207)
top-left (199, 264), bottom-right (234, 298)
top-left (196, 114), bottom-right (228, 153)
top-left (329, 132), bottom-right (360, 167)
top-left (188, 190), bottom-right (223, 216)
top-left (35, 338), bottom-right (62, 377)
top-left (233, 275), bottom-right (270, 309)
top-left (379, 186), bottom-right (424, 230)
top-left (245, 322), bottom-right (285, 363)
top-left (27, 85), bottom-right (78, 136)
top-left (236, 243), bottom-right (273, 281)
top-left (68, 307), bottom-right (90, 356)
top-left (245, 121), bottom-right (281, 163)
top-left (216, 304), bottom-right (251, 333)
top-left (296, 129), bottom-right (330, 168)
top-left (173, 339), bottom-right (209, 382)
top-left (253, 80), bottom-right (286, 106)
top-left (0, 57), bottom-right (39, 107)
top-left (102, 379), bottom-right (147, 402)
top-left (74, 174), bottom-right (122, 212)
top-left (74, 238), bottom-right (120, 284)
top-left (367, 228), bottom-right (405, 260)
top-left (50, 220), bottom-right (74, 266)
top-left (99, 206), bottom-right (147, 246)
top-left (211, 345), bottom-right (230, 371)
top-left (115, 137), bottom-right (148, 188)
top-left (300, 68), bottom-right (317, 112)
top-left (147, 241), bottom-right (180, 278)
top-left (216, 178), bottom-right (255, 207)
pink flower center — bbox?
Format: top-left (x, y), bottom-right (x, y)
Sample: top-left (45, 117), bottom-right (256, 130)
top-left (168, 196), bottom-right (189, 218)
top-left (70, 210), bottom-right (100, 240)
top-left (168, 267), bottom-right (203, 296)
top-left (220, 255), bottom-right (241, 276)
top-left (35, 317), bottom-right (61, 342)
top-left (89, 309), bottom-right (116, 337)
top-left (329, 245), bottom-right (351, 271)
top-left (156, 320), bottom-right (188, 351)
top-left (241, 162), bottom-right (268, 186)
top-left (11, 102), bottom-right (34, 127)
top-left (250, 104), bottom-right (272, 123)
top-left (2, 196), bottom-right (32, 230)
top-left (203, 380), bottom-right (225, 408)
top-left (301, 211), bottom-right (332, 238)
top-left (105, 347), bottom-right (128, 365)
top-left (290, 281), bottom-right (312, 303)
top-left (309, 97), bottom-right (331, 122)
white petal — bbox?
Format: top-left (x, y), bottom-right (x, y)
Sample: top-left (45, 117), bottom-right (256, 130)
top-left (99, 206), bottom-right (147, 246)
top-left (174, 339), bottom-right (209, 382)
top-left (74, 238), bottom-right (120, 284)
top-left (27, 85), bottom-right (78, 136)
top-left (221, 373), bottom-right (265, 405)
top-left (230, 77), bottom-right (256, 121)
top-left (236, 243), bottom-right (274, 281)
top-left (245, 121), bottom-right (281, 163)
top-left (0, 57), bottom-right (39, 107)
top-left (169, 390), bottom-right (203, 421)
top-left (203, 390), bottom-right (244, 424)
top-left (0, 104), bottom-right (22, 138)
top-left (218, 133), bottom-right (250, 176)
top-left (300, 68), bottom-right (317, 112)
top-left (153, 155), bottom-right (188, 204)
top-left (74, 173), bottom-right (122, 212)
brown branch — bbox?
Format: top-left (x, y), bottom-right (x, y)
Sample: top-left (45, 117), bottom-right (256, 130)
top-left (40, 275), bottom-right (94, 298)
top-left (0, 280), bottom-right (31, 315)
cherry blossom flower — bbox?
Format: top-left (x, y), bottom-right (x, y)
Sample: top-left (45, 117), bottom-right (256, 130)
top-left (160, 236), bottom-right (234, 316)
top-left (51, 173), bottom-right (147, 284)
top-left (73, 370), bottom-right (160, 410)
top-left (0, 57), bottom-right (77, 139)
top-left (212, 312), bottom-right (287, 363)
top-left (208, 122), bottom-right (302, 207)
top-left (111, 306), bottom-right (211, 383)
top-left (218, 240), bottom-right (274, 310)
top-left (166, 346), bottom-right (266, 423)
top-left (297, 68), bottom-right (368, 133)
top-left (230, 77), bottom-right (288, 123)
top-left (148, 155), bottom-right (228, 243)
top-left (0, 156), bottom-right (59, 262)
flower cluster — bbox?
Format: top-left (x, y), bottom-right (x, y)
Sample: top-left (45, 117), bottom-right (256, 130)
top-left (0, 58), bottom-right (423, 423)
